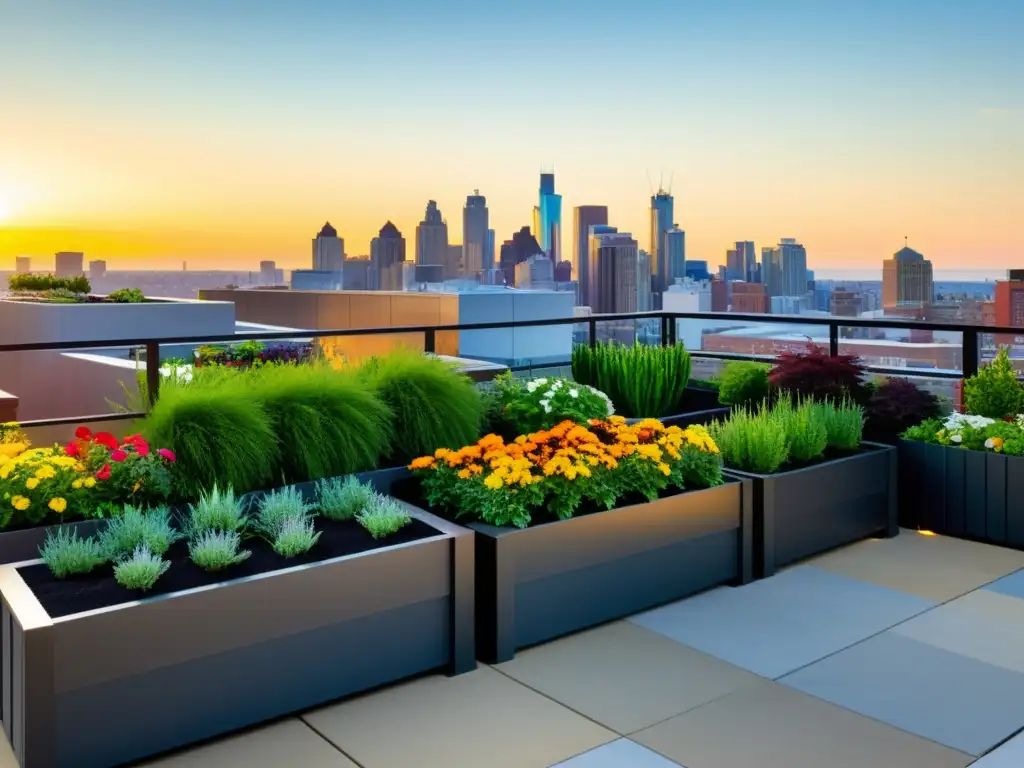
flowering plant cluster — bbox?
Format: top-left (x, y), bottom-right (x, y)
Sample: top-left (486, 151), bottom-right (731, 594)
top-left (64, 427), bottom-right (176, 513)
top-left (902, 412), bottom-right (1024, 456)
top-left (410, 417), bottom-right (723, 528)
top-left (483, 374), bottom-right (614, 436)
top-left (194, 341), bottom-right (313, 368)
top-left (0, 447), bottom-right (91, 527)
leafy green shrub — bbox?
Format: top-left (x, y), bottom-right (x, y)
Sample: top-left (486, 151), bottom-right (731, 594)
top-left (251, 364), bottom-right (392, 482)
top-left (357, 494), bottom-right (411, 539)
top-left (772, 398), bottom-right (828, 462)
top-left (188, 530), bottom-right (251, 571)
top-left (185, 485), bottom-right (248, 536)
top-left (710, 406), bottom-right (790, 474)
top-left (8, 273), bottom-right (91, 293)
top-left (254, 486), bottom-right (313, 537)
top-left (39, 528), bottom-right (107, 578)
top-left (317, 476), bottom-right (373, 521)
top-left (359, 351), bottom-right (483, 464)
top-left (98, 505), bottom-right (181, 560)
top-left (689, 377), bottom-right (721, 391)
top-left (106, 287), bottom-right (145, 303)
top-left (486, 374), bottom-right (613, 434)
top-left (113, 546), bottom-right (170, 591)
top-left (963, 348), bottom-right (1024, 419)
top-left (571, 342), bottom-right (692, 418)
top-left (139, 372), bottom-right (280, 497)
top-left (272, 517), bottom-right (321, 557)
top-left (718, 362), bottom-right (770, 407)
top-left (812, 400), bottom-right (864, 451)
top-left (901, 417), bottom-right (945, 443)
top-left (45, 287), bottom-right (87, 303)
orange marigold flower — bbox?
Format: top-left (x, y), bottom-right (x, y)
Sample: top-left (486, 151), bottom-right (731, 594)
top-left (457, 468), bottom-right (472, 480)
top-left (409, 456), bottom-right (437, 470)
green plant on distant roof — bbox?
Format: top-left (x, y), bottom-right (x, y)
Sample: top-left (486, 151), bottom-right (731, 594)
top-left (7, 273), bottom-right (91, 294)
top-left (106, 287), bottom-right (145, 303)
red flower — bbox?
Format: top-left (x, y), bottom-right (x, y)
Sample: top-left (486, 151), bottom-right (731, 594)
top-left (64, 441), bottom-right (80, 457)
top-left (157, 448), bottom-right (176, 462)
top-left (110, 449), bottom-right (128, 463)
top-left (74, 426), bottom-right (92, 440)
top-left (95, 464), bottom-right (111, 481)
top-left (94, 432), bottom-right (118, 450)
top-left (124, 435), bottom-right (150, 456)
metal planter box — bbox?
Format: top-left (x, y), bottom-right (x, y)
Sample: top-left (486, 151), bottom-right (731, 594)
top-left (0, 499), bottom-right (474, 768)
top-left (727, 443), bottom-right (898, 578)
top-left (625, 386), bottom-right (730, 430)
top-left (467, 480), bottom-right (753, 663)
top-left (0, 519), bottom-right (105, 566)
top-left (897, 440), bottom-right (1024, 547)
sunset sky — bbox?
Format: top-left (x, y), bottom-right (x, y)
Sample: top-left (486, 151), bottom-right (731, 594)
top-left (1, 0), bottom-right (1021, 272)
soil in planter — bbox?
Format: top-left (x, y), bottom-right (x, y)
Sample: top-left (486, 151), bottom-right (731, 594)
top-left (20, 516), bottom-right (441, 619)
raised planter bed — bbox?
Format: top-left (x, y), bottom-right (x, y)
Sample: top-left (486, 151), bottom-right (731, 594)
top-left (0, 481), bottom-right (474, 768)
top-left (422, 480), bottom-right (753, 664)
top-left (898, 441), bottom-right (1024, 547)
top-left (0, 518), bottom-right (105, 566)
top-left (626, 386), bottom-right (730, 429)
top-left (726, 443), bottom-right (898, 578)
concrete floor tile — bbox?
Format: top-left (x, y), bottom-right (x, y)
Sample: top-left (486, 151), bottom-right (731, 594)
top-left (892, 590), bottom-right (1024, 673)
top-left (782, 632), bottom-right (1024, 756)
top-left (135, 719), bottom-right (357, 768)
top-left (552, 738), bottom-right (683, 767)
top-left (629, 565), bottom-right (934, 678)
top-left (971, 729), bottom-right (1024, 766)
top-left (810, 530), bottom-right (1024, 601)
top-left (302, 666), bottom-right (616, 768)
top-left (632, 681), bottom-right (972, 768)
top-left (496, 621), bottom-right (762, 733)
top-left (984, 569), bottom-right (1024, 601)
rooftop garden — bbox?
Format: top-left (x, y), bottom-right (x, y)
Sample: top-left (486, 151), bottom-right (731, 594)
top-left (6, 274), bottom-right (147, 303)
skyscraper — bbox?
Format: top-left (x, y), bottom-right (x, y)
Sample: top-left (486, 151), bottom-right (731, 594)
top-left (591, 229), bottom-right (640, 314)
top-left (649, 190), bottom-right (674, 298)
top-left (446, 244), bottom-right (463, 279)
top-left (586, 224), bottom-right (619, 308)
top-left (415, 200), bottom-right (449, 270)
top-left (15, 256), bottom-right (30, 274)
top-left (370, 221), bottom-right (407, 291)
top-left (882, 242), bottom-right (934, 310)
top-left (487, 229), bottom-right (496, 273)
top-left (573, 206), bottom-right (609, 307)
top-left (499, 227), bottom-right (544, 286)
top-left (312, 223), bottom-right (345, 272)
top-left (637, 250), bottom-right (653, 311)
top-left (761, 238), bottom-right (808, 298)
top-left (726, 241), bottom-right (756, 281)
top-left (537, 172), bottom-right (562, 262)
top-left (55, 252), bottom-right (84, 278)
top-left (462, 191), bottom-right (489, 275)
top-left (89, 260), bottom-right (107, 280)
top-left (663, 227), bottom-right (686, 284)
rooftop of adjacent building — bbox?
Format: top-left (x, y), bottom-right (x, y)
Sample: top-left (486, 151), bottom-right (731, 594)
top-left (316, 222), bottom-right (338, 239)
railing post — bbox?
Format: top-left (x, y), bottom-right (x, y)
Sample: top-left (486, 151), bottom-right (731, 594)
top-left (962, 329), bottom-right (979, 379)
top-left (660, 315), bottom-right (670, 347)
top-left (588, 317), bottom-right (597, 348)
top-left (667, 313), bottom-right (677, 347)
top-left (423, 328), bottom-right (436, 354)
top-left (146, 341), bottom-right (161, 408)
top-left (828, 322), bottom-right (839, 357)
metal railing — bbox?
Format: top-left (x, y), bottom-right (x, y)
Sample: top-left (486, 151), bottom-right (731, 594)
top-left (1, 310), bottom-right (1016, 428)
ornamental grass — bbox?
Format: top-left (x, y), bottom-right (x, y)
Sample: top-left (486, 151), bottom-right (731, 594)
top-left (410, 416), bottom-right (723, 528)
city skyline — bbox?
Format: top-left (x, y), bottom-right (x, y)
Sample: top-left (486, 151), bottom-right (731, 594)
top-left (1, 1), bottom-right (1021, 271)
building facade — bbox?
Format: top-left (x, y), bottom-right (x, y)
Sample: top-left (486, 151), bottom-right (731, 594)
top-left (572, 205), bottom-right (609, 307)
top-left (591, 230), bottom-right (639, 314)
top-left (762, 238), bottom-right (808, 298)
top-left (515, 254), bottom-right (555, 290)
top-left (731, 281), bottom-right (768, 314)
top-left (537, 173), bottom-right (562, 262)
top-left (726, 241), bottom-right (756, 281)
top-left (89, 260), bottom-right (107, 280)
top-left (462, 191), bottom-right (489, 275)
top-left (370, 221), bottom-right (407, 291)
top-left (415, 200), bottom-right (449, 272)
top-left (312, 223), bottom-right (345, 273)
top-left (663, 227), bottom-right (686, 285)
top-left (882, 244), bottom-right (934, 310)
top-left (55, 251), bottom-right (84, 278)
top-left (649, 190), bottom-right (674, 297)
top-left (15, 256), bottom-right (30, 274)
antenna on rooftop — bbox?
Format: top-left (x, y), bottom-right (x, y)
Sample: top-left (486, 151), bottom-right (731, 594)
top-left (667, 171), bottom-right (674, 195)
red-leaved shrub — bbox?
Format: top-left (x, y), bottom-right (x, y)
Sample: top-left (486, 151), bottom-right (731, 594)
top-left (866, 377), bottom-right (941, 441)
top-left (768, 345), bottom-right (868, 403)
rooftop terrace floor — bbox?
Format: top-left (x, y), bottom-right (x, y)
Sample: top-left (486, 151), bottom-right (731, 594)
top-left (5, 529), bottom-right (1024, 767)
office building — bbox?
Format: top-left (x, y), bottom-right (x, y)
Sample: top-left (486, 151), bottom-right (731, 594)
top-left (685, 260), bottom-right (712, 282)
top-left (649, 189), bottom-right (674, 296)
top-left (415, 200), bottom-right (449, 271)
top-left (446, 244), bottom-right (463, 280)
top-left (726, 241), bottom-right (756, 281)
top-left (499, 227), bottom-right (544, 286)
top-left (771, 295), bottom-right (808, 315)
top-left (258, 260), bottom-right (278, 285)
top-left (291, 270), bottom-right (344, 291)
top-left (312, 223), bottom-right (345, 272)
top-left (88, 260), bottom-right (107, 280)
top-left (15, 256), bottom-right (30, 274)
top-left (711, 278), bottom-right (729, 311)
top-left (664, 227), bottom-right (686, 284)
top-left (572, 206), bottom-right (609, 307)
top-left (591, 230), bottom-right (640, 314)
top-left (637, 250), bottom-right (653, 311)
top-left (882, 243), bottom-right (934, 310)
top-left (55, 251), bottom-right (84, 278)
top-left (731, 281), bottom-right (769, 314)
top-left (994, 270), bottom-right (1024, 327)
top-left (343, 259), bottom-right (373, 291)
top-left (487, 229), bottom-right (496, 274)
top-left (370, 221), bottom-right (407, 291)
top-left (537, 172), bottom-right (562, 262)
top-left (831, 288), bottom-right (866, 317)
top-left (462, 191), bottom-right (489, 274)
top-left (586, 224), bottom-right (620, 307)
top-left (554, 260), bottom-right (572, 283)
top-left (762, 239), bottom-right (808, 298)
top-left (515, 254), bottom-right (555, 290)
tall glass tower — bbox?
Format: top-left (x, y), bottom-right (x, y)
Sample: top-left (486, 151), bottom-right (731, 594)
top-left (649, 190), bottom-right (674, 298)
top-left (538, 172), bottom-right (562, 262)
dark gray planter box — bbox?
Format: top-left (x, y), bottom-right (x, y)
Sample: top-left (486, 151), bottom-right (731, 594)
top-left (466, 480), bottom-right (753, 663)
top-left (625, 386), bottom-right (730, 429)
top-left (726, 443), bottom-right (898, 578)
top-left (0, 495), bottom-right (474, 768)
top-left (898, 440), bottom-right (1024, 547)
top-left (0, 519), bottom-right (105, 567)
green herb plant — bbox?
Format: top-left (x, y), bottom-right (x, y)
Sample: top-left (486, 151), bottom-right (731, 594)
top-left (963, 348), bottom-right (1024, 419)
top-left (571, 341), bottom-right (692, 418)
top-left (710, 405), bottom-right (791, 474)
top-left (272, 517), bottom-right (321, 557)
top-left (185, 485), bottom-right (248, 537)
top-left (717, 362), bottom-right (771, 408)
top-left (106, 288), bottom-right (145, 303)
top-left (772, 398), bottom-right (828, 463)
top-left (811, 399), bottom-right (864, 451)
top-left (113, 546), bottom-right (170, 591)
top-left (98, 505), bottom-right (181, 560)
top-left (189, 531), bottom-right (251, 572)
top-left (356, 494), bottom-right (412, 539)
top-left (317, 476), bottom-right (374, 521)
top-left (39, 528), bottom-right (107, 578)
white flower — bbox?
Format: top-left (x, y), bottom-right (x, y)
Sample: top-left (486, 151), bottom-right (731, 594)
top-left (540, 399), bottom-right (552, 413)
top-left (985, 438), bottom-right (996, 449)
top-left (951, 433), bottom-right (962, 443)
top-left (569, 389), bottom-right (579, 398)
top-left (552, 380), bottom-right (563, 389)
top-left (943, 412), bottom-right (994, 430)
top-left (526, 381), bottom-right (538, 393)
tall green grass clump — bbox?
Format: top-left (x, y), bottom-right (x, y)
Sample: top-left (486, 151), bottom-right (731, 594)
top-left (710, 405), bottom-right (790, 474)
top-left (571, 342), bottom-right (691, 418)
top-left (810, 399), bottom-right (864, 451)
top-left (250, 363), bottom-right (393, 482)
top-left (771, 398), bottom-right (828, 463)
top-left (139, 372), bottom-right (279, 498)
top-left (359, 351), bottom-right (483, 464)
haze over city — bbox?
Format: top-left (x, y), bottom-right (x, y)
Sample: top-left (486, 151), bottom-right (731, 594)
top-left (1, 0), bottom-right (1021, 272)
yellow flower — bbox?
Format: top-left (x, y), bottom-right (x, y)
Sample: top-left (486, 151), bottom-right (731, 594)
top-left (83, 477), bottom-right (96, 489)
top-left (10, 496), bottom-right (29, 511)
top-left (0, 463), bottom-right (12, 479)
top-left (34, 465), bottom-right (56, 480)
top-left (0, 443), bottom-right (25, 460)
top-left (24, 477), bottom-right (39, 490)
top-left (483, 473), bottom-right (504, 490)
top-left (657, 462), bottom-right (671, 476)
top-left (48, 497), bottom-right (67, 514)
